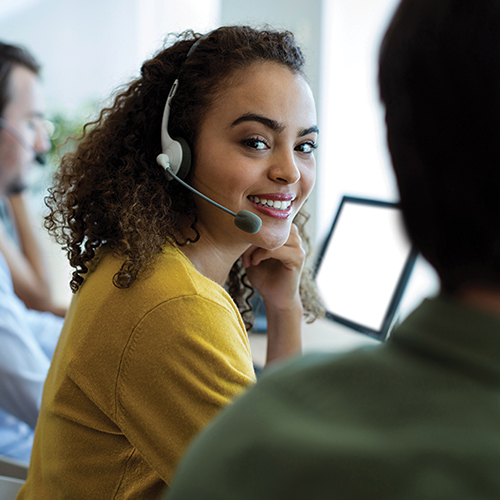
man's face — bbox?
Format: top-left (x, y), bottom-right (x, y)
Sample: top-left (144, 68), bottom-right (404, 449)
top-left (0, 65), bottom-right (49, 197)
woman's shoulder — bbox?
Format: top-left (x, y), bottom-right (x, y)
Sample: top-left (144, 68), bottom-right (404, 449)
top-left (80, 243), bottom-right (229, 311)
top-left (152, 244), bottom-right (235, 308)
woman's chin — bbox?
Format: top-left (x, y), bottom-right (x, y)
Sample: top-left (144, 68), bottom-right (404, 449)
top-left (253, 229), bottom-right (290, 251)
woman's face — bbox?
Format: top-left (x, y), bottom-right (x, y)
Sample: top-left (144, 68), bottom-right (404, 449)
top-left (192, 61), bottom-right (318, 251)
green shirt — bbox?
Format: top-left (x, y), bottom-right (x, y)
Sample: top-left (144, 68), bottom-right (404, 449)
top-left (168, 296), bottom-right (500, 499)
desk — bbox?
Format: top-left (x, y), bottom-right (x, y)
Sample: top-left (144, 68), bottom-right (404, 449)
top-left (249, 317), bottom-right (379, 369)
top-left (248, 256), bottom-right (439, 369)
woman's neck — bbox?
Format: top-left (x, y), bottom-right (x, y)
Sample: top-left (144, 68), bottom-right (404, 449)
top-left (178, 234), bottom-right (248, 286)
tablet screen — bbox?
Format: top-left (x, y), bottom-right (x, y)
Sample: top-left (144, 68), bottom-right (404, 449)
top-left (314, 196), bottom-right (417, 340)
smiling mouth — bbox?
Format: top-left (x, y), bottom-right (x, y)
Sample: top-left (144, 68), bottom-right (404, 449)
top-left (248, 196), bottom-right (293, 211)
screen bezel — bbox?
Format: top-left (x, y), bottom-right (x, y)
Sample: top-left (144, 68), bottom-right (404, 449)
top-left (313, 195), bottom-right (418, 341)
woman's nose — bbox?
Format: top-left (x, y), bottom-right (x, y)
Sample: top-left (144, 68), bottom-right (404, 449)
top-left (268, 150), bottom-right (300, 184)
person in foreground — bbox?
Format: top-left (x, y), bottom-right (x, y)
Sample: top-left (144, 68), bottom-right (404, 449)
top-left (0, 41), bottom-right (64, 464)
top-left (18, 26), bottom-right (323, 498)
top-left (167, 2), bottom-right (500, 499)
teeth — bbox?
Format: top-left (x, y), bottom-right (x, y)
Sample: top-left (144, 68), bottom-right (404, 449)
top-left (249, 196), bottom-right (292, 210)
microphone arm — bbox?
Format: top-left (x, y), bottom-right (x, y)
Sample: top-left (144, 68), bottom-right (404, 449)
top-left (156, 154), bottom-right (262, 234)
top-left (0, 118), bottom-right (46, 165)
top-left (165, 165), bottom-right (238, 218)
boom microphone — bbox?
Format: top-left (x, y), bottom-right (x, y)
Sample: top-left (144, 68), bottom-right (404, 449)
top-left (0, 117), bottom-right (46, 165)
top-left (157, 154), bottom-right (262, 234)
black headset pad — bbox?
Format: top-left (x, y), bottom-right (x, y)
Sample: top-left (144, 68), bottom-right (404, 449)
top-left (175, 137), bottom-right (192, 180)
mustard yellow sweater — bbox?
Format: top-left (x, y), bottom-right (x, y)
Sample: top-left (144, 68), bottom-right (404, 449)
top-left (18, 244), bottom-right (256, 499)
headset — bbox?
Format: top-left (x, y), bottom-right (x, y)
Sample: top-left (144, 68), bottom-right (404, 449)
top-left (155, 36), bottom-right (262, 234)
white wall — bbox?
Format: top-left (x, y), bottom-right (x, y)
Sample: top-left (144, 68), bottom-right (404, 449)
top-left (319, 0), bottom-right (438, 317)
top-left (0, 0), bottom-right (220, 117)
top-left (318, 0), bottom-right (400, 241)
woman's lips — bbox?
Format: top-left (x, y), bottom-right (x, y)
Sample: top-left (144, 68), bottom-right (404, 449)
top-left (248, 195), bottom-right (294, 219)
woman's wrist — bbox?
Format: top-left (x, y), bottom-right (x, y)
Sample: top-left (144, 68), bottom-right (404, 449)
top-left (261, 291), bottom-right (303, 316)
top-left (264, 296), bottom-right (303, 364)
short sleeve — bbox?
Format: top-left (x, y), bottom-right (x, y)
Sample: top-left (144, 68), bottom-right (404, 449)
top-left (115, 294), bottom-right (255, 483)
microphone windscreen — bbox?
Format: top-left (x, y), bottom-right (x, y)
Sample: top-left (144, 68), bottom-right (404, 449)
top-left (35, 153), bottom-right (46, 165)
top-left (234, 210), bottom-right (262, 234)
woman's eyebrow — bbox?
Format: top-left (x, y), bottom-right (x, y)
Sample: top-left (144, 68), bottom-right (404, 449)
top-left (231, 113), bottom-right (319, 137)
top-left (299, 125), bottom-right (319, 137)
top-left (231, 113), bottom-right (285, 133)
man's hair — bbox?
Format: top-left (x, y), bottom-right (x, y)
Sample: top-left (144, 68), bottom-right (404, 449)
top-left (0, 41), bottom-right (40, 117)
top-left (379, 0), bottom-right (500, 293)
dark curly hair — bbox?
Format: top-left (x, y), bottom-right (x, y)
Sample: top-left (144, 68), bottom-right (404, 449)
top-left (45, 25), bottom-right (324, 329)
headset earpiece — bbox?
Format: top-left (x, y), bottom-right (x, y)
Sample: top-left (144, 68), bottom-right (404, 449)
top-left (174, 137), bottom-right (191, 180)
top-left (156, 79), bottom-right (192, 180)
top-left (157, 37), bottom-right (208, 181)
top-left (157, 138), bottom-right (191, 180)
top-left (158, 136), bottom-right (191, 180)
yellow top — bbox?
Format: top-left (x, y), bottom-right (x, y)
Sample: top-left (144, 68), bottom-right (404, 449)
top-left (18, 244), bottom-right (255, 499)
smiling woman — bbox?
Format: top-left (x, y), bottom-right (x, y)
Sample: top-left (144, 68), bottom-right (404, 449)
top-left (188, 62), bottom-right (317, 256)
top-left (17, 26), bottom-right (324, 499)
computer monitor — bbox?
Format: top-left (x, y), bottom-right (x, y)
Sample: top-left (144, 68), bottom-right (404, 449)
top-left (314, 196), bottom-right (417, 340)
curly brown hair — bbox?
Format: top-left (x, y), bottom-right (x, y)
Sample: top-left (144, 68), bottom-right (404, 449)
top-left (45, 25), bottom-right (324, 330)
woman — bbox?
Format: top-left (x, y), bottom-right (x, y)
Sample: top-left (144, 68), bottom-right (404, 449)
top-left (18, 26), bottom-right (323, 498)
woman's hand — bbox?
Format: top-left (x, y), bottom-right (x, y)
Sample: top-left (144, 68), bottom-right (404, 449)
top-left (242, 224), bottom-right (305, 363)
top-left (242, 224), bottom-right (305, 309)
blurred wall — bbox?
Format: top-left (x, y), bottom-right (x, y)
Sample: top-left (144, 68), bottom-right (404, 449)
top-left (319, 0), bottom-right (438, 314)
top-left (0, 0), bottom-right (220, 117)
top-left (318, 0), bottom-right (400, 240)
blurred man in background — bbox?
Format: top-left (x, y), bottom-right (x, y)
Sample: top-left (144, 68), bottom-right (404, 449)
top-left (0, 41), bottom-right (63, 463)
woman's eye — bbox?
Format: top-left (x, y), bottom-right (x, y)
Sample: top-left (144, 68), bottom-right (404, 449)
top-left (296, 141), bottom-right (317, 154)
top-left (243, 137), bottom-right (268, 150)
